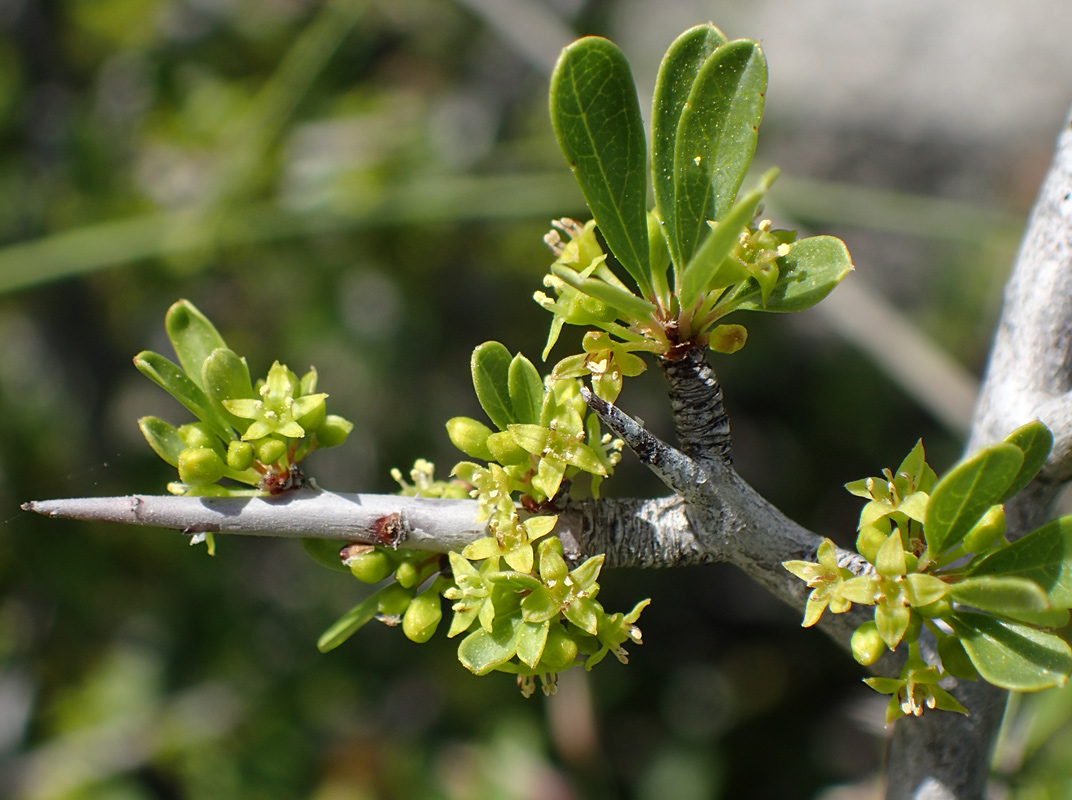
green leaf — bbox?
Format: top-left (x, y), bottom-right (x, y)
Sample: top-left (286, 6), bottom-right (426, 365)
top-left (457, 614), bottom-right (523, 675)
top-left (550, 264), bottom-right (657, 321)
top-left (950, 611), bottom-right (1072, 691)
top-left (471, 342), bottom-right (514, 431)
top-left (165, 300), bottom-right (228, 390)
top-left (923, 443), bottom-right (1023, 556)
top-left (651, 23), bottom-right (728, 270)
top-left (654, 36), bottom-right (766, 269)
top-left (1001, 420), bottom-right (1054, 501)
top-left (678, 169), bottom-right (776, 309)
top-left (446, 417), bottom-right (496, 462)
top-left (948, 576), bottom-right (1050, 617)
top-left (968, 516), bottom-right (1072, 607)
top-left (733, 235), bottom-right (853, 313)
top-left (508, 353), bottom-right (544, 426)
top-left (134, 351), bottom-right (235, 442)
top-left (201, 347), bottom-right (255, 434)
top-left (317, 584), bottom-right (400, 652)
top-left (137, 416), bottom-right (185, 467)
top-left (550, 37), bottom-right (651, 296)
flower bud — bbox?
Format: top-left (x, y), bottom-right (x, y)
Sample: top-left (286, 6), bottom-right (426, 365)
top-left (856, 524), bottom-right (888, 564)
top-left (316, 415), bottom-right (353, 448)
top-left (402, 589), bottom-right (442, 643)
top-left (255, 436), bottom-right (287, 465)
top-left (376, 582), bottom-right (414, 617)
top-left (850, 621), bottom-right (886, 666)
top-left (539, 624), bottom-right (579, 671)
top-left (347, 549), bottom-right (393, 584)
top-left (177, 446), bottom-right (226, 486)
top-left (226, 440), bottom-right (255, 471)
top-left (395, 558), bottom-right (422, 589)
top-left (177, 422), bottom-right (221, 453)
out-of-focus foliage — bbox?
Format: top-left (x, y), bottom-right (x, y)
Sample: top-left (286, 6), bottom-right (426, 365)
top-left (1, 1), bottom-right (1043, 798)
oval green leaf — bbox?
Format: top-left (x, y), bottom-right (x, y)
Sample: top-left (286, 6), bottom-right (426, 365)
top-left (165, 300), bottom-right (228, 390)
top-left (651, 23), bottom-right (728, 270)
top-left (950, 611), bottom-right (1072, 691)
top-left (948, 576), bottom-right (1049, 616)
top-left (508, 353), bottom-right (544, 426)
top-left (137, 415), bottom-right (184, 467)
top-left (550, 37), bottom-right (651, 297)
top-left (733, 235), bottom-right (853, 313)
top-left (471, 342), bottom-right (514, 431)
top-left (923, 443), bottom-right (1023, 556)
top-left (664, 38), bottom-right (766, 268)
top-left (969, 516), bottom-right (1072, 607)
top-left (134, 350), bottom-right (235, 442)
top-left (1001, 420), bottom-right (1054, 501)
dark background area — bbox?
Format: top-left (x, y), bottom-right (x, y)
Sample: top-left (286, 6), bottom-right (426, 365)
top-left (2, 1), bottom-right (1071, 798)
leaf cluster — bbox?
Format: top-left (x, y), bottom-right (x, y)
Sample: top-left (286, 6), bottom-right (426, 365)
top-left (135, 301), bottom-right (354, 527)
top-left (785, 421), bottom-right (1072, 724)
top-left (537, 24), bottom-right (854, 402)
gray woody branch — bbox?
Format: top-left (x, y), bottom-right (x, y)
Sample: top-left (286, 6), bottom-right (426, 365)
top-left (883, 107), bottom-right (1072, 800)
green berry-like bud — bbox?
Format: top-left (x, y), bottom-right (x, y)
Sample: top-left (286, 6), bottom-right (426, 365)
top-left (402, 589), bottom-right (442, 643)
top-left (226, 440), bottom-right (255, 471)
top-left (539, 624), bottom-right (579, 671)
top-left (395, 558), bottom-right (422, 589)
top-left (376, 582), bottom-right (414, 617)
top-left (850, 621), bottom-right (886, 666)
top-left (446, 417), bottom-right (496, 462)
top-left (347, 549), bottom-right (393, 584)
top-left (178, 422), bottom-right (222, 453)
top-left (177, 446), bottom-right (226, 486)
top-left (857, 524), bottom-right (888, 564)
top-left (962, 505), bottom-right (1006, 553)
top-left (255, 436), bottom-right (287, 465)
top-left (316, 415), bottom-right (353, 448)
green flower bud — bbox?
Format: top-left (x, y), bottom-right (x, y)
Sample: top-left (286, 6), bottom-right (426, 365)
top-left (856, 524), bottom-right (888, 564)
top-left (376, 582), bottom-right (414, 617)
top-left (255, 436), bottom-right (288, 465)
top-left (850, 621), bottom-right (886, 666)
top-left (961, 505), bottom-right (1006, 553)
top-left (402, 589), bottom-right (442, 643)
top-left (446, 417), bottom-right (496, 461)
top-left (178, 422), bottom-right (222, 454)
top-left (226, 440), bottom-right (255, 471)
top-left (539, 624), bottom-right (579, 671)
top-left (395, 558), bottom-right (422, 589)
top-left (347, 549), bottom-right (393, 584)
top-left (316, 415), bottom-right (353, 448)
top-left (177, 446), bottom-right (226, 486)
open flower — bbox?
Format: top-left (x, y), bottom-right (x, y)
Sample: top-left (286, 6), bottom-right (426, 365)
top-left (224, 361), bottom-right (327, 441)
top-left (783, 538), bottom-right (857, 627)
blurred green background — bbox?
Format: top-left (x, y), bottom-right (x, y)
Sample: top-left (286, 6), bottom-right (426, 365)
top-left (4, 1), bottom-right (1072, 798)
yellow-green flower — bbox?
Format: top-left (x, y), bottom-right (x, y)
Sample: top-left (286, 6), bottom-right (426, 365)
top-left (224, 361), bottom-right (327, 441)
